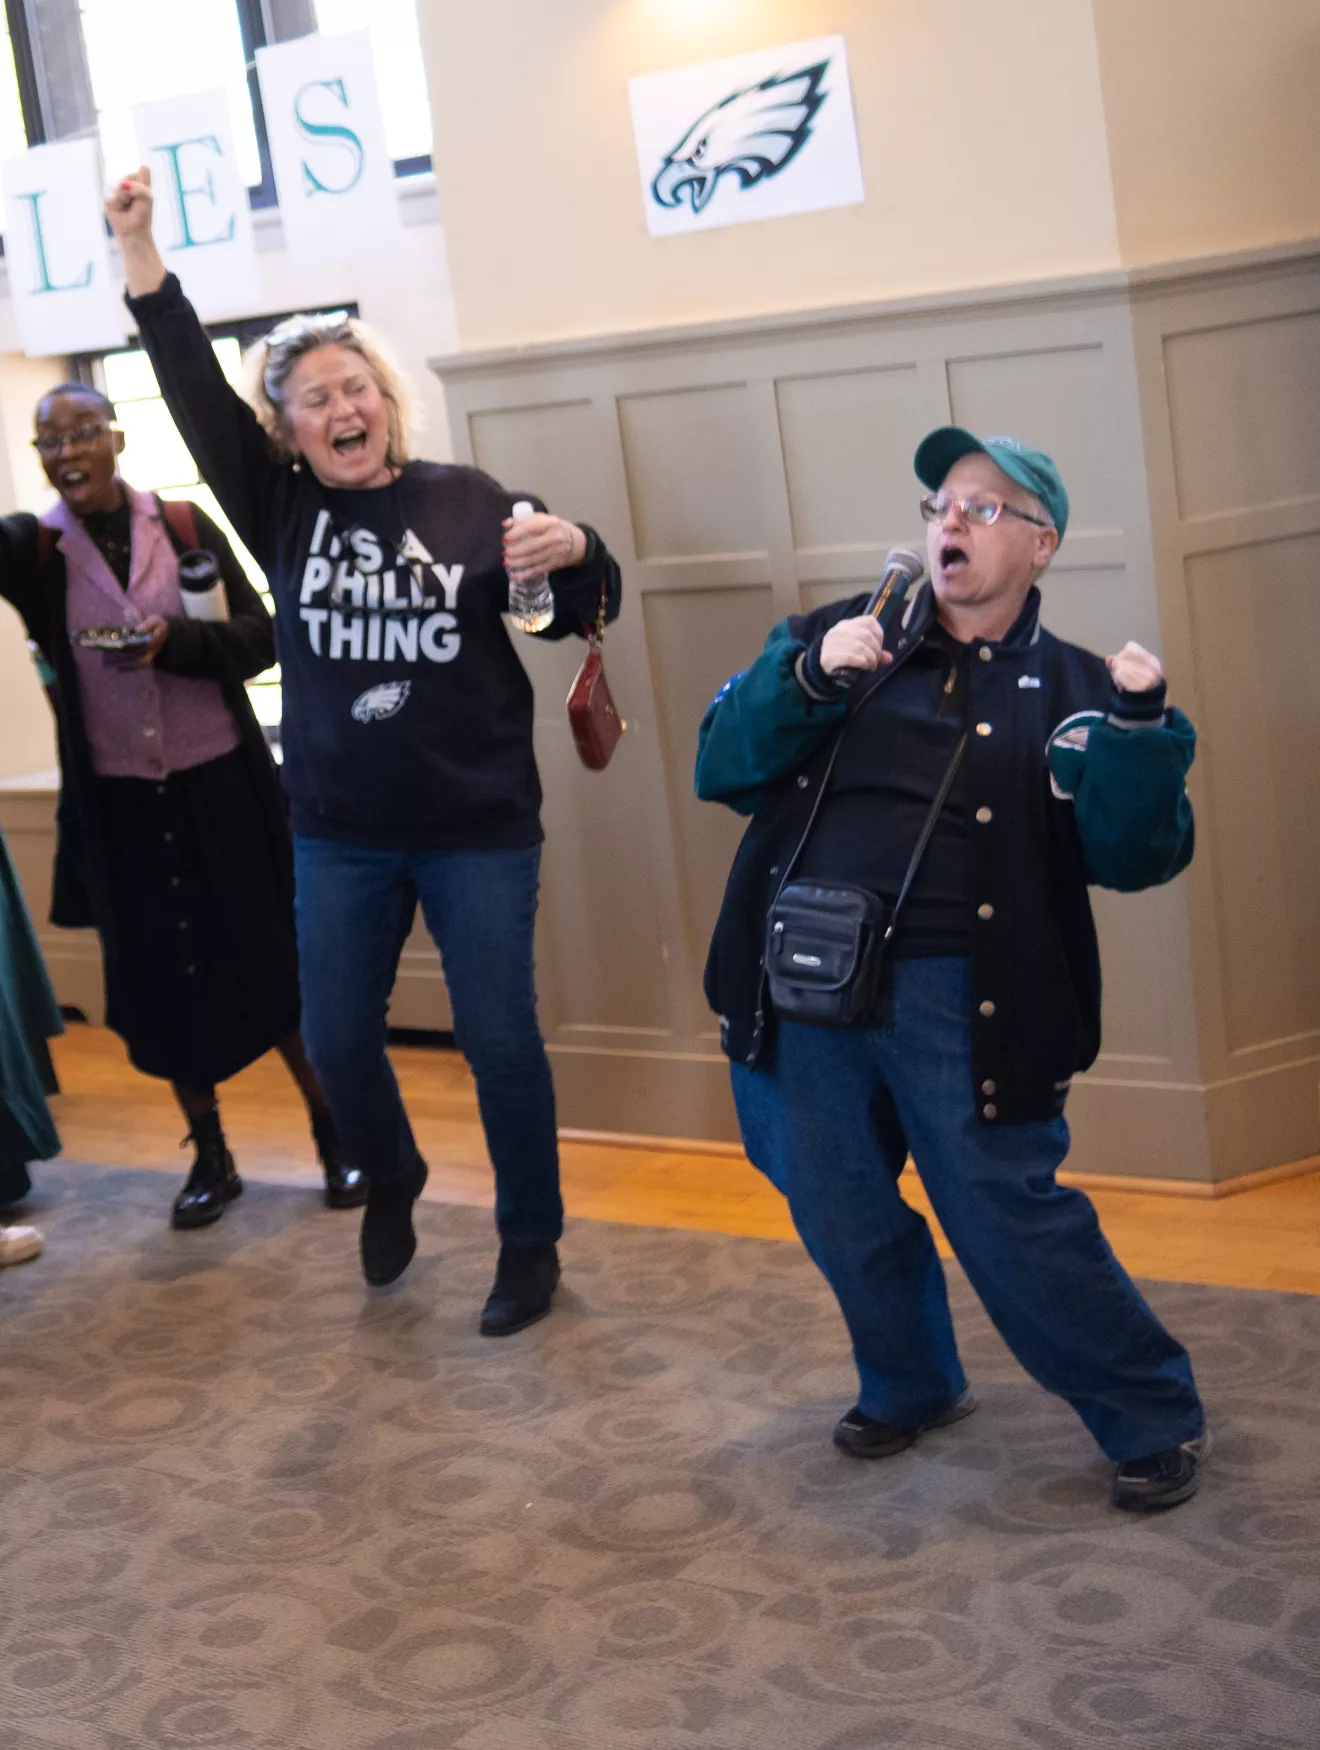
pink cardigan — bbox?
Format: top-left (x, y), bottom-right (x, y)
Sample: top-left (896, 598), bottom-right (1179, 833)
top-left (45, 485), bottom-right (239, 781)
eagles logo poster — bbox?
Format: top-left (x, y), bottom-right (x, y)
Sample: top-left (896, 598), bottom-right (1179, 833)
top-left (628, 37), bottom-right (864, 237)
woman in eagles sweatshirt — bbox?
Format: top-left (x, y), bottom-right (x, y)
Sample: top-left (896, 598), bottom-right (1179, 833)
top-left (108, 169), bottom-right (622, 1332)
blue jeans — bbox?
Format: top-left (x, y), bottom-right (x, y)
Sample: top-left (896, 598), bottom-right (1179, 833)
top-left (731, 957), bottom-right (1203, 1461)
top-left (293, 837), bottom-right (562, 1246)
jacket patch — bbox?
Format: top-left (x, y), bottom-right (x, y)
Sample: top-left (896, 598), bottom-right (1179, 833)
top-left (1018, 675), bottom-right (1042, 689)
top-left (1053, 722), bottom-right (1091, 750)
top-left (351, 681), bottom-right (412, 723)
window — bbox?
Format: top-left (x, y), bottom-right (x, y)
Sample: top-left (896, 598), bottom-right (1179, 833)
top-left (89, 304), bottom-right (357, 753)
top-left (79, 1), bottom-right (264, 187)
top-left (311, 0), bottom-right (431, 167)
top-left (0, 0), bottom-right (431, 205)
top-left (0, 17), bottom-right (23, 162)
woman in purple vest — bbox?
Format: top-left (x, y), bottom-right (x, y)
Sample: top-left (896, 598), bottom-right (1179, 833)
top-left (0, 382), bottom-right (365, 1229)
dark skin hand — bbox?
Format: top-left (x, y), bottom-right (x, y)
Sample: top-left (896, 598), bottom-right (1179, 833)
top-left (35, 389), bottom-right (168, 668)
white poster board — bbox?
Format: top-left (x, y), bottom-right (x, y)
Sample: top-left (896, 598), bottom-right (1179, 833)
top-left (256, 30), bottom-right (403, 265)
top-left (629, 36), bottom-right (865, 238)
top-left (133, 88), bottom-right (262, 319)
top-left (1, 138), bottom-right (127, 356)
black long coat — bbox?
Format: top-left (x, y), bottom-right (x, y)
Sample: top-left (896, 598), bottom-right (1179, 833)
top-left (0, 502), bottom-right (300, 1083)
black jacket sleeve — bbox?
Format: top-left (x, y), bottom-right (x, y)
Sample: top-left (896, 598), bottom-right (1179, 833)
top-left (153, 503), bottom-right (276, 685)
top-left (0, 513), bottom-right (47, 649)
top-left (125, 274), bottom-right (283, 566)
top-left (537, 523), bottom-right (623, 643)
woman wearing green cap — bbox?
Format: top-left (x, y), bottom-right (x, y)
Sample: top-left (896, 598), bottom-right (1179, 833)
top-left (697, 426), bottom-right (1207, 1514)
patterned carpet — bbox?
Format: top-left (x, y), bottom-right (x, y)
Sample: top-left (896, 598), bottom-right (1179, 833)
top-left (2, 1163), bottom-right (1319, 1750)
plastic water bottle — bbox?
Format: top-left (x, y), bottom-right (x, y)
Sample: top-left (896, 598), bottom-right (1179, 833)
top-left (506, 500), bottom-right (555, 633)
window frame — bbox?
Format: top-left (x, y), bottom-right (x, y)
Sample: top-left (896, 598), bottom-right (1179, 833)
top-left (1, 0), bottom-right (431, 209)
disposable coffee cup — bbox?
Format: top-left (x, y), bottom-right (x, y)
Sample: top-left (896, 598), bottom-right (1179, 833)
top-left (177, 550), bottom-right (229, 622)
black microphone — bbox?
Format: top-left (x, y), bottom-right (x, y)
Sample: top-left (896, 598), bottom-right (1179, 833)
top-left (829, 546), bottom-right (926, 690)
top-left (862, 544), bottom-right (926, 631)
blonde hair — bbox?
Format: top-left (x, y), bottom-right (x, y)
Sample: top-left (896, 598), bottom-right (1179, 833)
top-left (242, 313), bottom-right (421, 468)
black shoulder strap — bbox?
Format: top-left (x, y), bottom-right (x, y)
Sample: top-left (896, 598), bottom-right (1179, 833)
top-left (881, 734), bottom-right (966, 946)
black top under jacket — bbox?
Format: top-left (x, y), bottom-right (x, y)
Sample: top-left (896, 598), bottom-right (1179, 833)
top-left (127, 274), bottom-right (623, 850)
top-left (796, 624), bottom-right (970, 957)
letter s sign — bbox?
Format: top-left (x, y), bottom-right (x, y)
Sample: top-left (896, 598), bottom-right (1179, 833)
top-left (295, 79), bottom-right (366, 195)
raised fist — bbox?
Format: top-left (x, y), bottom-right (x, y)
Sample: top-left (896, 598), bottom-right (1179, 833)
top-left (106, 165), bottom-right (154, 239)
top-left (1106, 641), bottom-right (1163, 693)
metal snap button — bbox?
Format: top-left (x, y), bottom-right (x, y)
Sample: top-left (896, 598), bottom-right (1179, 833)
top-left (982, 1079), bottom-right (997, 1095)
top-left (797, 774), bottom-right (810, 788)
top-left (977, 903), bottom-right (994, 920)
top-left (976, 721), bottom-right (992, 737)
top-left (979, 1000), bottom-right (996, 1018)
top-left (983, 1102), bottom-right (998, 1120)
top-left (978, 646), bottom-right (991, 662)
top-left (975, 807), bottom-right (993, 824)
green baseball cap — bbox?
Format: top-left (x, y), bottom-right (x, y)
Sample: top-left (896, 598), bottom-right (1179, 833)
top-left (914, 426), bottom-right (1069, 539)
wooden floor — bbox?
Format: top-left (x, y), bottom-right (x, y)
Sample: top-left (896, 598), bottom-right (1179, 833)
top-left (42, 1024), bottom-right (1320, 1296)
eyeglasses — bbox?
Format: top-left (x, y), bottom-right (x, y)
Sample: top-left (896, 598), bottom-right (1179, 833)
top-left (32, 423), bottom-right (113, 458)
top-left (919, 493), bottom-right (1053, 530)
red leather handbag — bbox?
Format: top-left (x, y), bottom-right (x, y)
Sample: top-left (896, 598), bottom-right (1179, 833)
top-left (566, 583), bottom-right (625, 771)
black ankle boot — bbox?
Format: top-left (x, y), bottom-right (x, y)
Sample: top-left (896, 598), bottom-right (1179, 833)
top-left (311, 1114), bottom-right (367, 1210)
top-left (360, 1155), bottom-right (428, 1286)
top-left (171, 1110), bottom-right (243, 1230)
top-left (479, 1242), bottom-right (560, 1336)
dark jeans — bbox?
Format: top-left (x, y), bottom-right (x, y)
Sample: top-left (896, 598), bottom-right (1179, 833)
top-left (293, 836), bottom-right (562, 1246)
top-left (731, 956), bottom-right (1204, 1462)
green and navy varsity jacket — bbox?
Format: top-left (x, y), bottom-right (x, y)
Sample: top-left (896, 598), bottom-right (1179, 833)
top-left (695, 584), bottom-right (1196, 1125)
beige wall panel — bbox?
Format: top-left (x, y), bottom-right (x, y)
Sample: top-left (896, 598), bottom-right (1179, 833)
top-left (1089, 885), bottom-right (1178, 1068)
top-left (800, 577), bottom-right (875, 614)
top-left (644, 584), bottom-right (775, 973)
top-left (0, 789), bottom-right (104, 1024)
top-left (1093, 0), bottom-right (1320, 267)
top-left (1185, 532), bottom-right (1320, 1056)
top-left (468, 400), bottom-right (613, 528)
top-left (1065, 1080), bottom-right (1210, 1182)
top-left (437, 249), bottom-right (1320, 1181)
top-left (549, 1046), bottom-right (739, 1145)
top-left (775, 366), bottom-right (928, 552)
top-left (534, 717), bottom-right (673, 1037)
top-left (1037, 563), bottom-right (1141, 660)
top-left (946, 345), bottom-right (1124, 535)
top-left (618, 386), bottom-right (767, 561)
top-left (1163, 311), bottom-right (1320, 521)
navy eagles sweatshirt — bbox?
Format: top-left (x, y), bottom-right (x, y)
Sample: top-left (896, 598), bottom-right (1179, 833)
top-left (127, 275), bottom-right (622, 849)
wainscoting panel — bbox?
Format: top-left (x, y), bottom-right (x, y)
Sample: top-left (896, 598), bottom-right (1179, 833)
top-left (434, 241), bottom-right (1320, 1181)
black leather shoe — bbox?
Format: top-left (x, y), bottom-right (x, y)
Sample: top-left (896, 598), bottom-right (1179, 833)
top-left (171, 1111), bottom-right (242, 1230)
top-left (1111, 1431), bottom-right (1210, 1512)
top-left (479, 1242), bottom-right (561, 1336)
top-left (832, 1388), bottom-right (978, 1459)
top-left (313, 1117), bottom-right (367, 1209)
top-left (360, 1156), bottom-right (428, 1286)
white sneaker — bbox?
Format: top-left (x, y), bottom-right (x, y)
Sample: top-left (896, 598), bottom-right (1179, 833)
top-left (0, 1224), bottom-right (43, 1266)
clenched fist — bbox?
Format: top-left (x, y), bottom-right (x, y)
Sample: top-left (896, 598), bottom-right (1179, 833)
top-left (819, 616), bottom-right (892, 677)
top-left (106, 165), bottom-right (153, 238)
top-left (1106, 641), bottom-right (1163, 693)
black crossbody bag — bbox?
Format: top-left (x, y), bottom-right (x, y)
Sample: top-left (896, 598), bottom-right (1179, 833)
top-left (764, 723), bottom-right (967, 1028)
